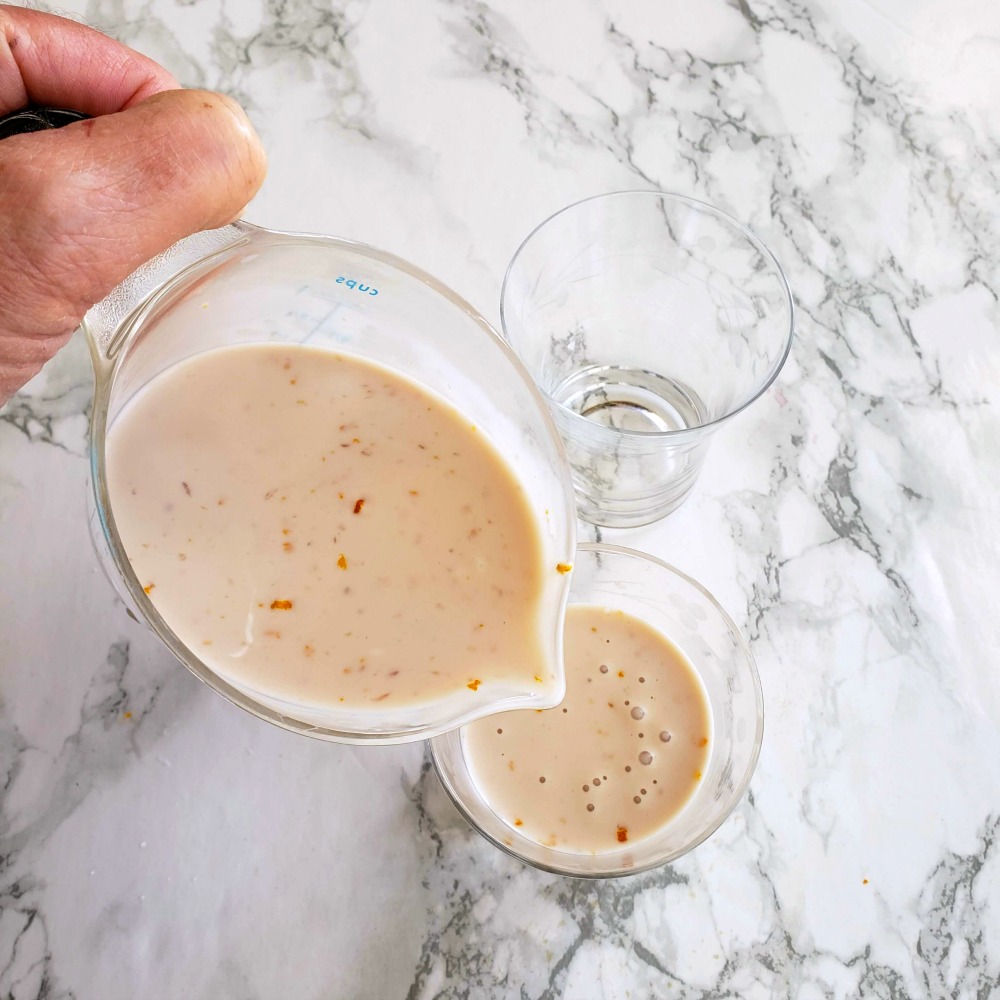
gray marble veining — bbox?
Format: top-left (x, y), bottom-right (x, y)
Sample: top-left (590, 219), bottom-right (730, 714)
top-left (2, 0), bottom-right (1000, 997)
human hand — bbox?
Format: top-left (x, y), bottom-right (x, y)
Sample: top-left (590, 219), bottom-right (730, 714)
top-left (0, 5), bottom-right (267, 405)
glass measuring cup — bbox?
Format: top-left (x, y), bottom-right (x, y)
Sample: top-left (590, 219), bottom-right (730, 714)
top-left (84, 221), bottom-right (577, 744)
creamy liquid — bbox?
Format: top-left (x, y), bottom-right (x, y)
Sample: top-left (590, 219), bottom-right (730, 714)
top-left (464, 605), bottom-right (711, 853)
top-left (106, 343), bottom-right (557, 710)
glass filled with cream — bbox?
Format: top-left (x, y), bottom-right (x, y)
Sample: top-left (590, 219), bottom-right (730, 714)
top-left (432, 543), bottom-right (763, 877)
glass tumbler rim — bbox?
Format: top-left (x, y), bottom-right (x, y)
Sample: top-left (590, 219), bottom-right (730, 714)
top-left (430, 541), bottom-right (765, 878)
top-left (499, 189), bottom-right (795, 442)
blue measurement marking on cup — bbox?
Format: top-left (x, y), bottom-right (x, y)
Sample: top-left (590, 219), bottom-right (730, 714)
top-left (290, 277), bottom-right (380, 346)
top-left (303, 304), bottom-right (341, 344)
top-left (336, 275), bottom-right (379, 295)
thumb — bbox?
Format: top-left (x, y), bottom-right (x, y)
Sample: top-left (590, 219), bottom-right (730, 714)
top-left (0, 88), bottom-right (267, 403)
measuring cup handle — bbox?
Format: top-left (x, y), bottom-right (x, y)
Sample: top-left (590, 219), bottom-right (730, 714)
top-left (83, 220), bottom-right (257, 363)
top-left (0, 106), bottom-right (256, 366)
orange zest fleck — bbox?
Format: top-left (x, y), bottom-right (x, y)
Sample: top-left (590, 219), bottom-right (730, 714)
top-left (618, 670), bottom-right (624, 678)
top-left (556, 562), bottom-right (572, 574)
top-left (372, 692), bottom-right (390, 702)
top-left (534, 675), bottom-right (543, 683)
top-left (694, 770), bottom-right (703, 780)
top-left (303, 645), bottom-right (315, 657)
top-left (123, 711), bottom-right (132, 720)
top-left (616, 826), bottom-right (628, 843)
top-left (283, 542), bottom-right (294, 552)
top-left (143, 584), bottom-right (155, 595)
top-left (353, 498), bottom-right (365, 515)
top-left (337, 554), bottom-right (348, 570)
top-left (467, 679), bottom-right (481, 691)
top-left (270, 599), bottom-right (293, 610)
top-left (514, 818), bottom-right (523, 827)
top-left (863, 878), bottom-right (869, 885)
top-left (699, 736), bottom-right (709, 747)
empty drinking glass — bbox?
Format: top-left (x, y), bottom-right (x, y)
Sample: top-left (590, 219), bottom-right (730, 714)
top-left (501, 192), bottom-right (794, 528)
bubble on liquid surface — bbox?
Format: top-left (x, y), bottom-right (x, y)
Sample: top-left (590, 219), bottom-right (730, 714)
top-left (630, 706), bottom-right (645, 721)
top-left (659, 731), bottom-right (672, 742)
top-left (639, 750), bottom-right (653, 766)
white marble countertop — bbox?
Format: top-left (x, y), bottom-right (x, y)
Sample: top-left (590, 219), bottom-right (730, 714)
top-left (3, 0), bottom-right (1000, 996)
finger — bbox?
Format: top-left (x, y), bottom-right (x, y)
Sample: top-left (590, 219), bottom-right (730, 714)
top-left (0, 87), bottom-right (267, 363)
top-left (0, 5), bottom-right (178, 116)
top-left (0, 324), bottom-right (70, 404)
